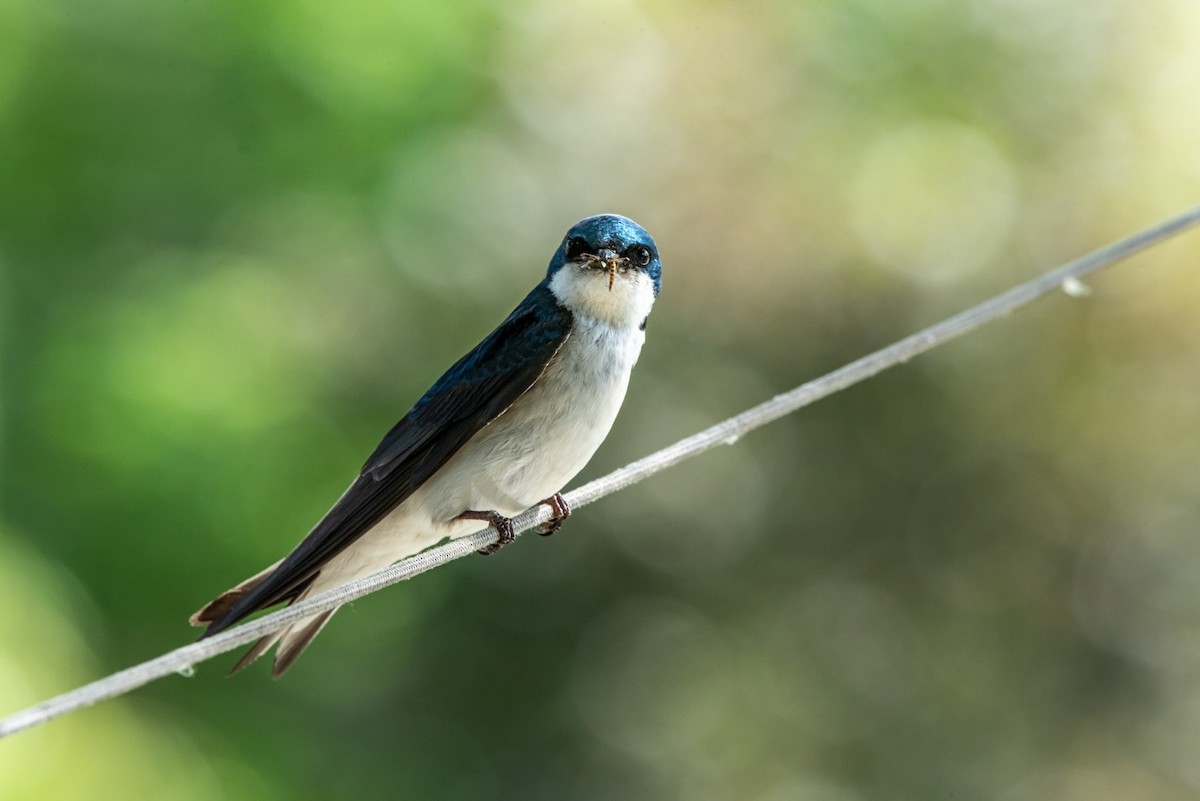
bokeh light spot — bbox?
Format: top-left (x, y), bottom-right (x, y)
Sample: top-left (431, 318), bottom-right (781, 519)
top-left (850, 120), bottom-right (1018, 283)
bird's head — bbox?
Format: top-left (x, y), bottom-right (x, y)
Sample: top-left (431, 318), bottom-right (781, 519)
top-left (548, 214), bottom-right (662, 298)
top-left (546, 214), bottom-right (661, 329)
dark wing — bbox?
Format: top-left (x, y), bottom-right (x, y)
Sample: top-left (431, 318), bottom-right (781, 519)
top-left (199, 282), bottom-right (573, 636)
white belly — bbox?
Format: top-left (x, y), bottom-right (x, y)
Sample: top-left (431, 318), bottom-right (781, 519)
top-left (305, 318), bottom-right (642, 592)
top-left (418, 313), bottom-right (645, 519)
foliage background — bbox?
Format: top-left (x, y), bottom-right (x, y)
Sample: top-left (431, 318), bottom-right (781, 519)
top-left (2, 0), bottom-right (1200, 798)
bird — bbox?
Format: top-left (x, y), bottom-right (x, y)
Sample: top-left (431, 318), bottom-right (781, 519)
top-left (191, 213), bottom-right (662, 676)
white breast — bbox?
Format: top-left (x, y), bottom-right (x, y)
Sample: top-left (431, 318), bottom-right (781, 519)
top-left (547, 260), bottom-right (657, 330)
top-left (418, 265), bottom-right (657, 520)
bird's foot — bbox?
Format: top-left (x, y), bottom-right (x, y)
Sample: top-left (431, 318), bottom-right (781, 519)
top-left (537, 493), bottom-right (572, 536)
top-left (458, 510), bottom-right (516, 555)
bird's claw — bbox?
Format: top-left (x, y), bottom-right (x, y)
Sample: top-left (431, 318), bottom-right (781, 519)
top-left (538, 492), bottom-right (571, 536)
top-left (460, 492), bottom-right (570, 554)
top-left (458, 510), bottom-right (516, 555)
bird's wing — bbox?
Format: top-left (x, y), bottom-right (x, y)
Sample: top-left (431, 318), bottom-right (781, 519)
top-left (199, 283), bottom-right (573, 635)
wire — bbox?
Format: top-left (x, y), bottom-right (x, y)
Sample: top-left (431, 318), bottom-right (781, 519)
top-left (2, 204), bottom-right (1199, 740)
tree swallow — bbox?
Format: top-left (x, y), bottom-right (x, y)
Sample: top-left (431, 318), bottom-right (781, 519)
top-left (191, 214), bottom-right (662, 676)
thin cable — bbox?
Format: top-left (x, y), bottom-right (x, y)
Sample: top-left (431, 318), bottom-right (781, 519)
top-left (2, 204), bottom-right (1198, 740)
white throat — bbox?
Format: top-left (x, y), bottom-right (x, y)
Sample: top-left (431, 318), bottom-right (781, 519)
top-left (548, 264), bottom-right (656, 329)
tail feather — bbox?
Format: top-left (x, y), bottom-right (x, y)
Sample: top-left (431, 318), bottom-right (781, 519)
top-left (271, 609), bottom-right (337, 678)
top-left (192, 562), bottom-right (338, 677)
top-left (189, 561), bottom-right (281, 628)
top-left (228, 630), bottom-right (283, 676)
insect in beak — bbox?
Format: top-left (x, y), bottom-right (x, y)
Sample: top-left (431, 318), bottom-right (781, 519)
top-left (591, 248), bottom-right (623, 292)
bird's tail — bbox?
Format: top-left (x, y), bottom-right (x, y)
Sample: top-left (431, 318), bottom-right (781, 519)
top-left (190, 562), bottom-right (338, 678)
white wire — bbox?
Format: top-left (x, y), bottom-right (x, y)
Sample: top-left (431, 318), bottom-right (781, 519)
top-left (2, 204), bottom-right (1199, 740)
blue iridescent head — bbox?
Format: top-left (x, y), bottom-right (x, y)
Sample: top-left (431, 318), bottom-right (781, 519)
top-left (547, 214), bottom-right (662, 296)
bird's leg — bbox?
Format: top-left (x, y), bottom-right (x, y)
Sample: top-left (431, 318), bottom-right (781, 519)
top-left (537, 493), bottom-right (572, 536)
top-left (458, 509), bottom-right (516, 555)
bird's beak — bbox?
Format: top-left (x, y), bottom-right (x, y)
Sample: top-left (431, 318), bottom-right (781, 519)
top-left (595, 248), bottom-right (620, 292)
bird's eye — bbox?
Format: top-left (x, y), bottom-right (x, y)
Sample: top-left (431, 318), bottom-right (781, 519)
top-left (565, 237), bottom-right (590, 261)
top-left (631, 246), bottom-right (652, 267)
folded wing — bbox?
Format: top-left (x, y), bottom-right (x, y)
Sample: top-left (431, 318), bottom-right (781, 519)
top-left (196, 283), bottom-right (573, 636)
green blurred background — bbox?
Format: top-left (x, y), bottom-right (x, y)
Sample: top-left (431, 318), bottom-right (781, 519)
top-left (2, 0), bottom-right (1200, 798)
